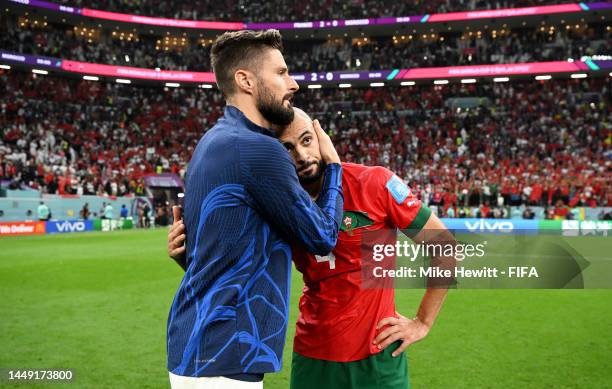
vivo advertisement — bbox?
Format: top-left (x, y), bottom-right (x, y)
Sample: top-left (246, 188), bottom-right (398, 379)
top-left (46, 220), bottom-right (94, 234)
top-left (440, 219), bottom-right (611, 236)
top-left (441, 218), bottom-right (540, 235)
top-left (0, 220), bottom-right (134, 235)
top-left (1, 218), bottom-right (607, 236)
top-left (9, 0), bottom-right (612, 30)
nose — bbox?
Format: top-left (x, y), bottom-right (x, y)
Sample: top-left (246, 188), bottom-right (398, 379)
top-left (295, 146), bottom-right (308, 165)
top-left (287, 74), bottom-right (299, 93)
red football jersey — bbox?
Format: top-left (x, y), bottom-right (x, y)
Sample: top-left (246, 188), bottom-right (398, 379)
top-left (292, 162), bottom-right (431, 362)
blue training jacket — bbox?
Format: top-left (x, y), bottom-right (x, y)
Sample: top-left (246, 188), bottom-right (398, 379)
top-left (167, 105), bottom-right (343, 377)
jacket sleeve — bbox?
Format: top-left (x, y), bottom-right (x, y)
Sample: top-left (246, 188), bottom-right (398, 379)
top-left (241, 137), bottom-right (343, 255)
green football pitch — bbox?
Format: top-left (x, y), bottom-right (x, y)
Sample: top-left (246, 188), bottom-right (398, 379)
top-left (1, 229), bottom-right (611, 388)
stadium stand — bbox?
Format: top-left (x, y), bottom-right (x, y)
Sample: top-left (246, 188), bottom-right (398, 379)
top-left (53, 0), bottom-right (602, 22)
top-left (1, 71), bottom-right (609, 215)
top-left (1, 12), bottom-right (608, 72)
top-left (0, 1), bottom-right (610, 221)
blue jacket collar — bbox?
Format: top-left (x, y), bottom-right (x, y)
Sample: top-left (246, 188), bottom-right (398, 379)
top-left (225, 105), bottom-right (277, 138)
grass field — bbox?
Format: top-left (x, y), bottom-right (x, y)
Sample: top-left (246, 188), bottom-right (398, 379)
top-left (1, 229), bottom-right (611, 388)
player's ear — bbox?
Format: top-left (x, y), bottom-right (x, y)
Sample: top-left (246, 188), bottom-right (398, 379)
top-left (234, 69), bottom-right (255, 95)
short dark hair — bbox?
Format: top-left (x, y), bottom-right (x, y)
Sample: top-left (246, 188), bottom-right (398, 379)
top-left (211, 29), bottom-right (284, 97)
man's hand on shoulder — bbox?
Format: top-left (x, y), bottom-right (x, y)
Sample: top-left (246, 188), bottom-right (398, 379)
top-left (168, 206), bottom-right (187, 271)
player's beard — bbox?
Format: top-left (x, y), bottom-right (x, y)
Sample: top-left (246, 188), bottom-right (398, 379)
top-left (298, 160), bottom-right (326, 185)
top-left (255, 78), bottom-right (295, 127)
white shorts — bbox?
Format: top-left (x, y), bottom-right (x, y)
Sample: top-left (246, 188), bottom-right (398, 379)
top-left (169, 372), bottom-right (264, 389)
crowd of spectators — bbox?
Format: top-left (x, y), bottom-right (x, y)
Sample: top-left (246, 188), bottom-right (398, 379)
top-left (1, 70), bottom-right (610, 216)
top-left (52, 0), bottom-right (602, 23)
top-left (1, 12), bottom-right (608, 72)
top-left (303, 77), bottom-right (611, 215)
top-left (0, 71), bottom-right (219, 198)
top-left (286, 24), bottom-right (608, 72)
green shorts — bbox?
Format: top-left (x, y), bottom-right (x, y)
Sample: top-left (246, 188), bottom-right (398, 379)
top-left (290, 342), bottom-right (409, 389)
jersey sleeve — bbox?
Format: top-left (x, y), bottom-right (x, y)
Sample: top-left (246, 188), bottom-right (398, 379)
top-left (240, 137), bottom-right (343, 255)
top-left (368, 166), bottom-right (431, 236)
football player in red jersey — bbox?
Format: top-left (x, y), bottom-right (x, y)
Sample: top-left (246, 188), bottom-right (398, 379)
top-left (168, 107), bottom-right (454, 389)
